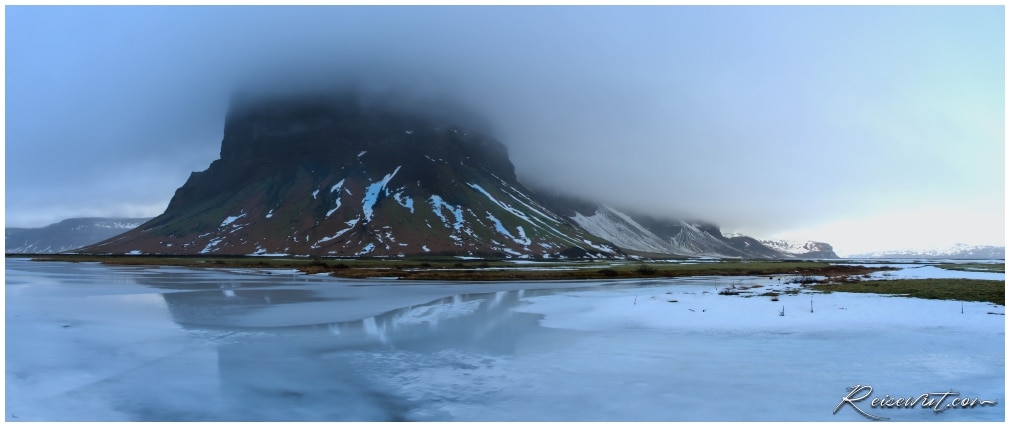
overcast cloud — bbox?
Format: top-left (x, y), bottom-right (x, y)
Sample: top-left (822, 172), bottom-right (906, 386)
top-left (5, 6), bottom-right (1004, 255)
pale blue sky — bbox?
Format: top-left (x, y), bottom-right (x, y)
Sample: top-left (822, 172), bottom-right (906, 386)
top-left (5, 6), bottom-right (1004, 255)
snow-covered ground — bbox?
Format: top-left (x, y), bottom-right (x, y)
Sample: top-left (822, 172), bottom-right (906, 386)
top-left (837, 261), bottom-right (1005, 281)
top-left (5, 258), bottom-right (1003, 421)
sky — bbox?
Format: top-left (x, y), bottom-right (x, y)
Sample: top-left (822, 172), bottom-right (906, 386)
top-left (4, 5), bottom-right (1005, 256)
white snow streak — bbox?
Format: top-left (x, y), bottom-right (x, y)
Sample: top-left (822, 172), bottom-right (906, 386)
top-left (393, 191), bottom-right (414, 213)
top-left (326, 179), bottom-right (346, 218)
top-left (220, 213), bottom-right (246, 228)
top-left (361, 166), bottom-right (402, 222)
top-left (486, 213), bottom-right (513, 239)
top-left (330, 179), bottom-right (345, 194)
top-left (356, 243), bottom-right (376, 256)
top-left (429, 195), bottom-right (465, 231)
top-left (313, 217), bottom-right (360, 248)
top-left (200, 237), bottom-right (224, 254)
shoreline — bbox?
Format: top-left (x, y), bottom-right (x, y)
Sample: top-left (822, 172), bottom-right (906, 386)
top-left (9, 254), bottom-right (1004, 305)
top-left (15, 253), bottom-right (891, 281)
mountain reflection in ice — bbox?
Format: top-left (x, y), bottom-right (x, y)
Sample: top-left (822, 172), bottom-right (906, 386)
top-left (5, 259), bottom-right (574, 421)
top-left (206, 290), bottom-right (548, 421)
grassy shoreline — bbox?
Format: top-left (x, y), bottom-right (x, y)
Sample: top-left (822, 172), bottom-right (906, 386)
top-left (14, 253), bottom-right (891, 281)
top-left (10, 254), bottom-right (1002, 305)
top-left (811, 278), bottom-right (1005, 306)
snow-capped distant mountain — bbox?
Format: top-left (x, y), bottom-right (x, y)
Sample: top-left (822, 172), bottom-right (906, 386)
top-left (760, 239), bottom-right (839, 259)
top-left (848, 244), bottom-right (1004, 260)
top-left (81, 93), bottom-right (618, 258)
top-left (6, 217), bottom-right (152, 254)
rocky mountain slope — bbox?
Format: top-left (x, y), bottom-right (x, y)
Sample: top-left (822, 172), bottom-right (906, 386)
top-left (79, 91), bottom-right (843, 260)
top-left (6, 217), bottom-right (151, 254)
top-left (82, 93), bottom-right (619, 258)
top-left (533, 191), bottom-right (837, 259)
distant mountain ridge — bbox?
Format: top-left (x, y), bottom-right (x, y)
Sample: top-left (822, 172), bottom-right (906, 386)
top-left (533, 191), bottom-right (838, 259)
top-left (848, 244), bottom-right (1004, 260)
top-left (758, 239), bottom-right (838, 259)
top-left (6, 217), bottom-right (151, 254)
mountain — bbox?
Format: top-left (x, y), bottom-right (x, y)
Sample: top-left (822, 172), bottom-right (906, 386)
top-left (532, 191), bottom-right (837, 259)
top-left (758, 239), bottom-right (839, 259)
top-left (848, 244), bottom-right (1004, 260)
top-left (6, 217), bottom-right (151, 254)
top-left (81, 93), bottom-right (620, 258)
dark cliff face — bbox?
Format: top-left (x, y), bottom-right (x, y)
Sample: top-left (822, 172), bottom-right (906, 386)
top-left (165, 94), bottom-right (516, 216)
top-left (220, 94), bottom-right (513, 178)
top-left (84, 92), bottom-right (617, 258)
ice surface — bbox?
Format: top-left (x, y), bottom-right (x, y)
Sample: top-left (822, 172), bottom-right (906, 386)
top-left (858, 264), bottom-right (1005, 281)
top-left (5, 259), bottom-right (1003, 422)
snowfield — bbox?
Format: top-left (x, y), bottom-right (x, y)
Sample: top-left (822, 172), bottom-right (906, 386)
top-left (4, 258), bottom-right (1003, 422)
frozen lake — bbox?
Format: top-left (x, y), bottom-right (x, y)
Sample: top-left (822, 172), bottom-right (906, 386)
top-left (5, 258), bottom-right (1004, 421)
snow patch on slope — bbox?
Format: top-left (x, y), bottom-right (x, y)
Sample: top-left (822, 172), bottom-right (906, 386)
top-left (393, 191), bottom-right (414, 213)
top-left (220, 213), bottom-right (246, 228)
top-left (429, 195), bottom-right (465, 231)
top-left (361, 166), bottom-right (401, 223)
top-left (313, 217), bottom-right (360, 248)
top-left (200, 237), bottom-right (225, 254)
top-left (326, 179), bottom-right (346, 218)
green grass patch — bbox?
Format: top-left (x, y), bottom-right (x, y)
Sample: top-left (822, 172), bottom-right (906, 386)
top-left (935, 263), bottom-right (1004, 273)
top-left (811, 279), bottom-right (1004, 306)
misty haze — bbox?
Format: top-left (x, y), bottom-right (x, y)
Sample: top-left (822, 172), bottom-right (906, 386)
top-left (6, 5), bottom-right (1002, 254)
top-left (5, 5), bottom-right (1004, 422)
